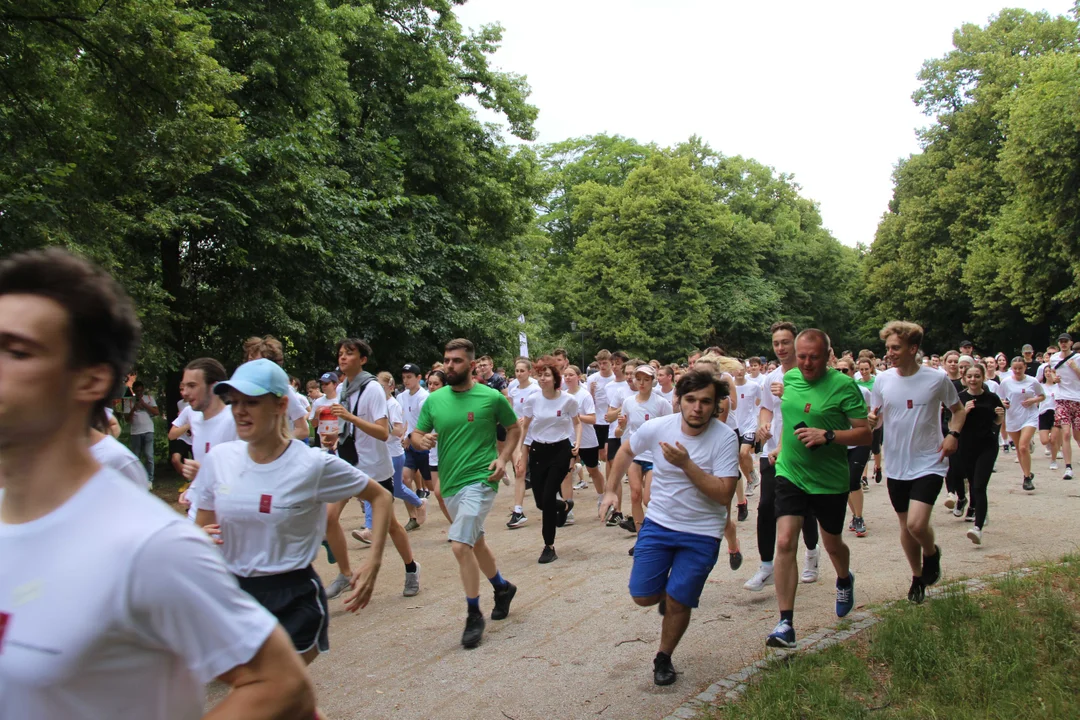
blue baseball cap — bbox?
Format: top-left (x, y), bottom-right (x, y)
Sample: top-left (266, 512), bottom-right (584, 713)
top-left (215, 359), bottom-right (290, 398)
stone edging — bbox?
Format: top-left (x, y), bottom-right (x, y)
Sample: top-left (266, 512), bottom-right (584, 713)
top-left (662, 565), bottom-right (1042, 720)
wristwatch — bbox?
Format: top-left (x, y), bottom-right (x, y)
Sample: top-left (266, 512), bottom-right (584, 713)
top-left (824, 430), bottom-right (835, 445)
top-left (948, 430), bottom-right (960, 439)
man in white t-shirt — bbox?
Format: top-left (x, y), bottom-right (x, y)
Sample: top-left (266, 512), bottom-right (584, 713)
top-left (1038, 333), bottom-right (1079, 479)
top-left (616, 364), bottom-right (672, 539)
top-left (126, 380), bottom-right (159, 487)
top-left (599, 370), bottom-right (739, 687)
top-left (308, 371), bottom-right (343, 450)
top-left (601, 352), bottom-right (632, 525)
top-left (589, 349), bottom-right (617, 463)
top-left (400, 363), bottom-right (434, 496)
top-left (871, 321), bottom-right (966, 604)
top-left (0, 248), bottom-right (313, 719)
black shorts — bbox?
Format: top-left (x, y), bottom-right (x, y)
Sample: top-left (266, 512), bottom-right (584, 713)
top-left (237, 565), bottom-right (329, 654)
top-left (595, 424), bottom-right (610, 448)
top-left (1039, 410), bottom-right (1056, 432)
top-left (497, 424), bottom-right (507, 442)
top-left (847, 446), bottom-right (871, 492)
top-left (872, 426), bottom-right (883, 455)
top-left (774, 475), bottom-right (848, 536)
top-left (579, 446), bottom-right (600, 468)
top-left (607, 437), bottom-right (622, 458)
top-left (404, 448), bottom-right (432, 481)
top-left (887, 474), bottom-right (944, 514)
top-left (169, 439), bottom-right (193, 460)
top-left (378, 477), bottom-right (394, 501)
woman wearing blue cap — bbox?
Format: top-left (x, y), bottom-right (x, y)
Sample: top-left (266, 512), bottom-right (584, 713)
top-left (194, 359), bottom-right (393, 665)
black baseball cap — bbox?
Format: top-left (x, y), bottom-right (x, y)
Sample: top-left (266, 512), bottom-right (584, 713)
top-left (1059, 333), bottom-right (1072, 342)
top-left (319, 371), bottom-right (339, 384)
top-left (959, 339), bottom-right (973, 347)
top-left (402, 363), bottom-right (422, 375)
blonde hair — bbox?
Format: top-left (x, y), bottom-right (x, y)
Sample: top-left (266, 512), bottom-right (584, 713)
top-left (879, 321), bottom-right (923, 348)
top-left (695, 353), bottom-right (744, 377)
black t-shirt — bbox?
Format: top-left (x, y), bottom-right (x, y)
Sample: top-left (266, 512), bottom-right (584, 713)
top-left (1025, 360), bottom-right (1040, 377)
top-left (941, 377), bottom-right (965, 434)
top-left (958, 390), bottom-right (1003, 442)
top-left (485, 373), bottom-right (509, 393)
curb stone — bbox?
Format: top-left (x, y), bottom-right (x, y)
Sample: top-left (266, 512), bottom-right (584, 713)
top-left (667, 563), bottom-right (1061, 718)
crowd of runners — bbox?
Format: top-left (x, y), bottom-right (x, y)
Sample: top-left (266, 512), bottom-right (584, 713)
top-left (2, 248), bottom-right (1079, 718)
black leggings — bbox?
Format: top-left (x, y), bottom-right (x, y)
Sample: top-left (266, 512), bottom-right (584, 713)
top-left (955, 438), bottom-right (998, 527)
top-left (848, 445), bottom-right (871, 491)
top-left (529, 439), bottom-right (572, 546)
top-left (757, 455), bottom-right (818, 563)
top-left (944, 452), bottom-right (968, 501)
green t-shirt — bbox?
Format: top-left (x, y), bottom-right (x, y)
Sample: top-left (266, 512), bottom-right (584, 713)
top-left (855, 376), bottom-right (875, 391)
top-left (775, 367), bottom-right (868, 494)
top-left (414, 382), bottom-right (518, 497)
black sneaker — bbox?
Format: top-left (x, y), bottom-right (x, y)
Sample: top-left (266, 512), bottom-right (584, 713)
top-left (556, 499), bottom-right (574, 528)
top-left (607, 511), bottom-right (624, 528)
top-left (653, 652), bottom-right (677, 686)
top-left (538, 546), bottom-right (557, 564)
top-left (874, 467), bottom-right (882, 484)
top-left (506, 511), bottom-right (528, 529)
top-left (462, 611), bottom-right (485, 649)
top-left (907, 576), bottom-right (926, 604)
top-left (618, 515), bottom-right (638, 534)
top-left (922, 545), bottom-right (941, 587)
top-left (952, 496), bottom-right (967, 518)
top-left (965, 504), bottom-right (976, 522)
top-left (628, 544), bottom-right (635, 556)
top-left (1022, 475), bottom-right (1035, 492)
top-left (729, 550), bottom-right (743, 571)
top-left (491, 582), bottom-right (517, 620)
top-left (737, 502), bottom-right (748, 522)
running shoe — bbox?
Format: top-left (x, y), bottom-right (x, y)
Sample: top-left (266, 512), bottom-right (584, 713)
top-left (1064, 466), bottom-right (1074, 480)
top-left (462, 611), bottom-right (485, 649)
top-left (952, 497), bottom-right (967, 518)
top-left (922, 545), bottom-right (942, 587)
top-left (403, 562), bottom-right (420, 597)
top-left (1002, 443), bottom-right (1010, 454)
top-left (944, 492), bottom-right (957, 510)
top-left (326, 573), bottom-right (351, 600)
top-left (836, 572), bottom-right (855, 617)
top-left (848, 516), bottom-right (857, 532)
top-left (351, 528), bottom-right (372, 544)
top-left (1014, 454), bottom-right (1020, 464)
top-left (861, 477), bottom-right (869, 491)
top-left (573, 480), bottom-right (589, 490)
top-left (404, 518), bottom-right (420, 532)
top-left (556, 499), bottom-right (574, 528)
top-left (907, 576), bottom-right (926, 604)
top-left (729, 550), bottom-right (743, 571)
top-left (746, 470), bottom-right (759, 496)
top-left (874, 467), bottom-right (882, 483)
top-left (653, 652), bottom-right (677, 686)
top-left (538, 546), bottom-right (558, 564)
top-left (1050, 461), bottom-right (1059, 470)
top-left (1022, 475), bottom-right (1034, 491)
top-left (967, 527), bottom-right (982, 545)
top-left (853, 516), bottom-right (867, 537)
top-left (564, 509), bottom-right (576, 526)
top-left (965, 505), bottom-right (975, 522)
top-left (415, 498), bottom-right (428, 526)
top-left (744, 564), bottom-right (775, 592)
top-left (607, 511), bottom-right (624, 528)
top-left (801, 549), bottom-right (820, 583)
top-left (1044, 447), bottom-right (1052, 456)
top-left (766, 619), bottom-right (796, 648)
top-left (618, 515), bottom-right (638, 534)
top-left (737, 502), bottom-right (749, 522)
top-left (506, 511), bottom-right (528, 529)
top-left (491, 582), bottom-right (517, 620)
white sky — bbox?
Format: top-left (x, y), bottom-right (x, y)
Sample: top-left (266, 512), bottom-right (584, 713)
top-left (454, 0), bottom-right (1076, 247)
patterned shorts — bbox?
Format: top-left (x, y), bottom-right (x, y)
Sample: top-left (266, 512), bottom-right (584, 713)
top-left (1055, 399), bottom-right (1080, 432)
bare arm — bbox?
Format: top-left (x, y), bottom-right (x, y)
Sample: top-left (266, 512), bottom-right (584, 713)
top-left (292, 417), bottom-right (309, 441)
top-left (343, 480), bottom-right (392, 612)
top-left (390, 421), bottom-right (406, 439)
top-left (205, 625), bottom-right (315, 720)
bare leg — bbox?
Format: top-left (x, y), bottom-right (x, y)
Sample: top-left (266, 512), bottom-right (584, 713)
top-left (658, 596), bottom-right (691, 655)
top-left (432, 471), bottom-right (451, 523)
top-left (724, 510), bottom-right (739, 554)
top-left (818, 528), bottom-right (850, 578)
top-left (326, 499), bottom-right (352, 576)
top-left (896, 511), bottom-right (922, 575)
top-left (628, 463), bottom-right (645, 526)
top-left (1016, 427), bottom-right (1036, 478)
top-left (774, 515), bottom-right (802, 612)
top-left (587, 464), bottom-right (605, 494)
top-left (387, 513), bottom-right (414, 565)
top-left (473, 535), bottom-right (499, 579)
top-left (848, 487), bottom-right (864, 518)
top-left (451, 541), bottom-right (481, 599)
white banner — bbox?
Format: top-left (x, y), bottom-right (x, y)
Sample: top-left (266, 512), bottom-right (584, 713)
top-left (518, 314), bottom-right (529, 357)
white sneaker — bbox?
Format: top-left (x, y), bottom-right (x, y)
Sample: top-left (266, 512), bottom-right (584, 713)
top-left (1044, 448), bottom-right (1052, 457)
top-left (326, 572), bottom-right (351, 600)
top-left (415, 498), bottom-right (428, 526)
top-left (801, 549), bottom-right (820, 583)
top-left (944, 492), bottom-right (957, 510)
top-left (1050, 461), bottom-right (1059, 470)
top-left (967, 527), bottom-right (982, 545)
top-left (565, 510), bottom-right (576, 525)
top-left (1014, 455), bottom-right (1020, 463)
top-left (744, 564), bottom-right (774, 592)
top-left (746, 470), bottom-right (759, 497)
top-left (1064, 466), bottom-right (1074, 480)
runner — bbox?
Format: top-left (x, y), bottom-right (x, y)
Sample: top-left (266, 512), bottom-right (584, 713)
top-left (1038, 333), bottom-right (1079, 480)
top-left (565, 364), bottom-right (605, 496)
top-left (424, 369), bottom-right (453, 522)
top-left (242, 335), bottom-right (310, 441)
top-left (615, 363), bottom-right (672, 547)
top-left (516, 355), bottom-right (580, 563)
top-left (0, 248), bottom-right (315, 718)
top-left (731, 363), bottom-right (762, 516)
top-left (194, 359), bottom-right (394, 667)
top-left (836, 358), bottom-right (870, 537)
top-left (602, 351), bottom-right (633, 527)
top-left (871, 321), bottom-right (966, 604)
top-left (169, 395), bottom-right (194, 473)
top-left (400, 363), bottom-right (434, 499)
top-left (598, 370), bottom-right (739, 685)
top-left (954, 363), bottom-right (1004, 544)
top-left (656, 364), bottom-right (677, 405)
top-left (589, 350), bottom-right (617, 468)
top-left (308, 371), bottom-right (342, 452)
top-left (378, 371), bottom-right (427, 531)
top-left (1038, 367), bottom-right (1061, 469)
top-left (125, 380), bottom-right (159, 487)
top-left (89, 409), bottom-right (150, 489)
top-left (412, 338), bottom-right (521, 649)
top-left (765, 330), bottom-right (869, 648)
top-left (998, 357), bottom-right (1045, 492)
top-left (855, 357), bottom-right (882, 485)
top-left (507, 357), bottom-right (541, 528)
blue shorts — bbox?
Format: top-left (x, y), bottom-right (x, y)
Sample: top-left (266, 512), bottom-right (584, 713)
top-left (633, 459), bottom-right (654, 474)
top-left (628, 518), bottom-right (721, 609)
top-left (404, 447), bottom-right (432, 481)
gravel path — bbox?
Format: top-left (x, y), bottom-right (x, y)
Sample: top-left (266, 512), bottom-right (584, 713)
top-left (207, 448), bottom-right (1080, 719)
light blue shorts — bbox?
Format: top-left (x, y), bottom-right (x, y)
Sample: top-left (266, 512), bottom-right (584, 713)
top-left (444, 483), bottom-right (497, 546)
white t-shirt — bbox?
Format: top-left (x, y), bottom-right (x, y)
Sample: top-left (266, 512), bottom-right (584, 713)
top-left (175, 401), bottom-right (193, 445)
top-left (523, 392), bottom-right (579, 444)
top-left (286, 387), bottom-right (308, 426)
top-left (295, 392), bottom-right (311, 413)
top-left (759, 366), bottom-right (787, 458)
top-left (508, 379), bottom-right (541, 444)
top-left (589, 372), bottom-right (616, 426)
top-left (656, 385), bottom-right (675, 406)
top-left (620, 392), bottom-right (673, 462)
top-left (998, 374), bottom-right (1045, 431)
top-left (342, 379), bottom-right (394, 481)
top-left (871, 366), bottom-right (960, 480)
top-left (90, 434), bottom-right (149, 489)
top-left (129, 394), bottom-right (157, 435)
top-left (1040, 352), bottom-right (1080, 402)
top-left (0, 470), bottom-right (277, 720)
top-left (193, 440), bottom-right (370, 577)
top-left (848, 385), bottom-right (872, 450)
top-left (629, 415), bottom-right (740, 538)
top-left (174, 406), bottom-right (239, 520)
top-left (985, 378), bottom-right (1000, 395)
top-left (733, 381), bottom-right (763, 437)
top-left (386, 396), bottom-right (405, 458)
top-left (309, 395), bottom-right (344, 436)
top-left (1039, 383), bottom-right (1057, 414)
top-left (570, 387), bottom-right (599, 449)
top-left (606, 380), bottom-right (632, 425)
top-left (401, 387), bottom-right (429, 436)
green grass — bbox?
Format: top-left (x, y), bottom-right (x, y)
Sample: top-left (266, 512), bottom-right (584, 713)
top-left (703, 559), bottom-right (1080, 720)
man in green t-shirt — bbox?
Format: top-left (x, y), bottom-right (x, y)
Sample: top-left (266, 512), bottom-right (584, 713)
top-left (764, 329), bottom-right (871, 650)
top-left (412, 338), bottom-right (522, 650)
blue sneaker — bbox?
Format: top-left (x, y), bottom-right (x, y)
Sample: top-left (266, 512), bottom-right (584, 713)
top-left (836, 572), bottom-right (855, 617)
top-left (766, 619), bottom-right (796, 648)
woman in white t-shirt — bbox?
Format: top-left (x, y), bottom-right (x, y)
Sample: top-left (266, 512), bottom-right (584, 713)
top-left (1038, 367), bottom-right (1062, 468)
top-left (194, 359), bottom-right (392, 666)
top-left (565, 365), bottom-right (603, 496)
top-left (516, 356), bottom-right (580, 564)
top-left (998, 356), bottom-right (1045, 491)
top-left (507, 358), bottom-right (541, 529)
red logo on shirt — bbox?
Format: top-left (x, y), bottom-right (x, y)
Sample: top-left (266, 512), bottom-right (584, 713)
top-left (259, 494), bottom-right (272, 514)
top-left (804, 403), bottom-right (811, 413)
top-left (556, 410), bottom-right (562, 417)
top-left (907, 399), bottom-right (914, 409)
top-left (645, 414), bottom-right (650, 421)
top-left (205, 442), bottom-right (210, 454)
top-left (467, 412), bottom-right (475, 422)
top-left (740, 393), bottom-right (745, 399)
top-left (0, 612), bottom-right (10, 652)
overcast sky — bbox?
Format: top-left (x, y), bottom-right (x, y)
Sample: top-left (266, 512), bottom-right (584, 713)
top-left (454, 0), bottom-right (1076, 247)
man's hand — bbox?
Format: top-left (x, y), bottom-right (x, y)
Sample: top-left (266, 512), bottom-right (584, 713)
top-left (344, 561), bottom-right (381, 612)
top-left (755, 424), bottom-right (772, 444)
top-left (597, 491), bottom-right (620, 521)
top-left (767, 448), bottom-right (779, 466)
top-left (202, 523), bottom-right (224, 545)
top-left (659, 441), bottom-right (690, 469)
top-left (329, 402), bottom-right (354, 423)
top-left (412, 431), bottom-right (437, 451)
top-left (181, 458), bottom-right (201, 481)
top-left (794, 426), bottom-right (828, 449)
top-left (867, 406), bottom-right (880, 427)
top-left (487, 456), bottom-right (508, 483)
top-left (770, 381), bottom-right (784, 399)
top-left (938, 433), bottom-right (959, 461)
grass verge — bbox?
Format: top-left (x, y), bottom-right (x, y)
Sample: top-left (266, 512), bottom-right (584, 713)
top-left (701, 556), bottom-right (1080, 720)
